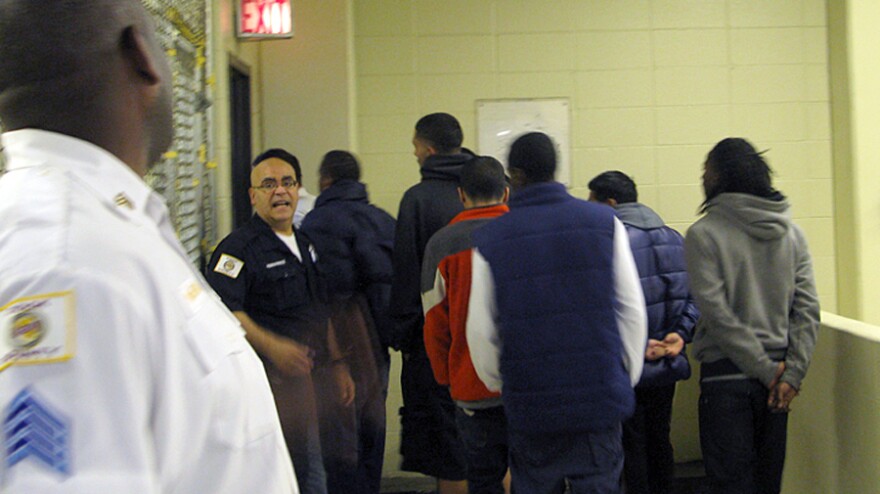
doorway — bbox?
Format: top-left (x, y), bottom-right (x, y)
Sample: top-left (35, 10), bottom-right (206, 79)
top-left (229, 61), bottom-right (252, 229)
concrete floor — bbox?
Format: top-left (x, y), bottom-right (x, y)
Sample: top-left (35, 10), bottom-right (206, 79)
top-left (381, 461), bottom-right (707, 493)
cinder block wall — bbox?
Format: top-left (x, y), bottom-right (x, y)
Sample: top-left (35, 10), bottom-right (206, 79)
top-left (348, 0), bottom-right (834, 475)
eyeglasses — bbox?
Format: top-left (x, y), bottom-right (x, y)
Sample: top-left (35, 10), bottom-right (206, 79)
top-left (252, 178), bottom-right (298, 191)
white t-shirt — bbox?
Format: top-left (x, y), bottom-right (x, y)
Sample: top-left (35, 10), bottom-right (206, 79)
top-left (275, 231), bottom-right (319, 264)
top-left (276, 231), bottom-right (303, 262)
top-left (0, 130), bottom-right (299, 494)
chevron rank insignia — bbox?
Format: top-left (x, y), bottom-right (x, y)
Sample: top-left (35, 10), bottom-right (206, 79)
top-left (4, 387), bottom-right (71, 476)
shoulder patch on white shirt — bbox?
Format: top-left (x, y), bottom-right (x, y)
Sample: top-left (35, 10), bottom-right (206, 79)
top-left (179, 278), bottom-right (207, 316)
top-left (213, 254), bottom-right (244, 279)
top-left (0, 292), bottom-right (77, 372)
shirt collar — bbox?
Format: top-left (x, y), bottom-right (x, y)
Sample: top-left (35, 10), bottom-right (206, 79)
top-left (2, 129), bottom-right (161, 223)
top-left (449, 203), bottom-right (509, 225)
top-left (509, 181), bottom-right (569, 208)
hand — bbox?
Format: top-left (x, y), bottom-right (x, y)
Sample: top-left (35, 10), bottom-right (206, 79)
top-left (768, 362), bottom-right (785, 390)
top-left (645, 339), bottom-right (667, 361)
top-left (662, 333), bottom-right (685, 357)
top-left (268, 337), bottom-right (314, 377)
top-left (332, 362), bottom-right (356, 407)
top-left (768, 381), bottom-right (798, 413)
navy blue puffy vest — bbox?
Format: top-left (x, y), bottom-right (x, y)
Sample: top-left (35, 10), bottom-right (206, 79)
top-left (473, 182), bottom-right (634, 434)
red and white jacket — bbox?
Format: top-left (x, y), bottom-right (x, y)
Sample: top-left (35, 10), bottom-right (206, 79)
top-left (420, 204), bottom-right (508, 404)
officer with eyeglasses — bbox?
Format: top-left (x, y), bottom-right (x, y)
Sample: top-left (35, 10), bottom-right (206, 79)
top-left (206, 148), bottom-right (355, 494)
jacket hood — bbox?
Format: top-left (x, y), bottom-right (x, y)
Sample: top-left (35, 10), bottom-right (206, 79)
top-left (705, 192), bottom-right (791, 240)
top-left (615, 202), bottom-right (665, 229)
top-left (420, 153), bottom-right (472, 181)
top-left (314, 179), bottom-right (368, 208)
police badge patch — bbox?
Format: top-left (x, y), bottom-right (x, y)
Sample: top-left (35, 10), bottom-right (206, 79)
top-left (213, 253), bottom-right (244, 279)
top-left (10, 313), bottom-right (44, 350)
top-left (0, 292), bottom-right (76, 372)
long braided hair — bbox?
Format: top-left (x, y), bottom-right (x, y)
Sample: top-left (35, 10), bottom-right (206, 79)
top-left (701, 137), bottom-right (781, 212)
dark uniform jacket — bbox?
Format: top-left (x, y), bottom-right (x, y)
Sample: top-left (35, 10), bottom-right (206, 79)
top-left (205, 215), bottom-right (330, 362)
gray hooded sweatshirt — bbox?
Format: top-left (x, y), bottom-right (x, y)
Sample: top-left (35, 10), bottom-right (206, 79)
top-left (684, 193), bottom-right (820, 389)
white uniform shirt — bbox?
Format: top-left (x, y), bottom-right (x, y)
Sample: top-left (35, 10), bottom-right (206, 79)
top-left (467, 217), bottom-right (648, 391)
top-left (0, 130), bottom-right (299, 493)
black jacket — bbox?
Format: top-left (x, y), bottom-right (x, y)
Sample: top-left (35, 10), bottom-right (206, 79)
top-left (389, 152), bottom-right (472, 352)
top-left (300, 179), bottom-right (396, 348)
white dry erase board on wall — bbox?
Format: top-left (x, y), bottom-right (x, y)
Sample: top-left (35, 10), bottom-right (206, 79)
top-left (476, 98), bottom-right (571, 186)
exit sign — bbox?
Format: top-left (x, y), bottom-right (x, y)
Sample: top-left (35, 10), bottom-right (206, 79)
top-left (237, 0), bottom-right (293, 39)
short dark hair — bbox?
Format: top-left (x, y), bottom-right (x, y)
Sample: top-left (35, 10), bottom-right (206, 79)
top-left (703, 137), bottom-right (776, 206)
top-left (320, 150), bottom-right (361, 182)
top-left (588, 171), bottom-right (638, 204)
top-left (507, 132), bottom-right (556, 183)
top-left (0, 0), bottom-right (160, 134)
top-left (460, 156), bottom-right (506, 203)
top-left (415, 113), bottom-right (463, 154)
top-left (252, 148), bottom-right (302, 184)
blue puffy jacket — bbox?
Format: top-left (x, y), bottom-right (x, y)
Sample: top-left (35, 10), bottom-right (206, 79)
top-left (615, 202), bottom-right (699, 387)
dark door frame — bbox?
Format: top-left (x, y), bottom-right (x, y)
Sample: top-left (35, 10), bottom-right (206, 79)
top-left (229, 57), bottom-right (253, 230)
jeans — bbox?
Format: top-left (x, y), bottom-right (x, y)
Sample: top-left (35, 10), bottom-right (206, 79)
top-left (508, 424), bottom-right (624, 494)
top-left (622, 384), bottom-right (676, 494)
top-left (455, 405), bottom-right (509, 494)
top-left (699, 379), bottom-right (788, 494)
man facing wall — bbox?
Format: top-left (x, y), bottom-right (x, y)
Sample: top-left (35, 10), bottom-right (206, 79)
top-left (467, 132), bottom-right (648, 494)
top-left (421, 156), bottom-right (511, 494)
top-left (389, 113), bottom-right (472, 494)
top-left (589, 170), bottom-right (699, 494)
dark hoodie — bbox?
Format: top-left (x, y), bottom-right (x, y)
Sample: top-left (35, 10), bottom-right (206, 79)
top-left (684, 193), bottom-right (820, 389)
top-left (389, 152), bottom-right (472, 352)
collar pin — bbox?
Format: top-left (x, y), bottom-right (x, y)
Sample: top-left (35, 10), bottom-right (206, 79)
top-left (114, 193), bottom-right (133, 209)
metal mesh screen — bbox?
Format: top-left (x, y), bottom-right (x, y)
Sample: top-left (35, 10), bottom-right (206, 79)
top-left (0, 3), bottom-right (212, 265)
top-left (143, 1), bottom-right (214, 269)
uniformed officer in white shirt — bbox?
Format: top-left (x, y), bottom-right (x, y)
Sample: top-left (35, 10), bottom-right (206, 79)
top-left (0, 1), bottom-right (298, 492)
